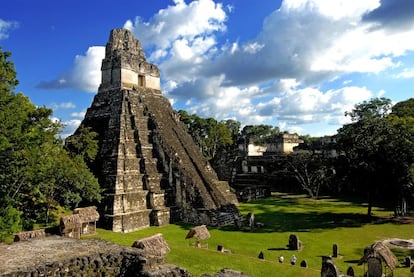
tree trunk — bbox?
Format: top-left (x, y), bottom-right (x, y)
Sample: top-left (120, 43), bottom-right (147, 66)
top-left (367, 193), bottom-right (372, 217)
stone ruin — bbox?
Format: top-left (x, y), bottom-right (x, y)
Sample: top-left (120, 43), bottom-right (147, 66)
top-left (13, 229), bottom-right (45, 242)
top-left (0, 236), bottom-right (189, 277)
top-left (358, 241), bottom-right (398, 277)
top-left (287, 234), bottom-right (303, 250)
top-left (69, 28), bottom-right (239, 232)
top-left (0, 235), bottom-right (250, 277)
top-left (321, 256), bottom-right (341, 277)
top-left (60, 206), bottom-right (100, 239)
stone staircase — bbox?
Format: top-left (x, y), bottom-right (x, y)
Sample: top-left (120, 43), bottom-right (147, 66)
top-left (126, 91), bottom-right (170, 226)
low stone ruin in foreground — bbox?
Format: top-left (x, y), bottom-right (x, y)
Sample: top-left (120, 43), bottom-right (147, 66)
top-left (0, 236), bottom-right (251, 277)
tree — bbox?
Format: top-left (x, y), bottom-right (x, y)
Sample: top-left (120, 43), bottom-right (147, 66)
top-left (222, 119), bottom-right (241, 142)
top-left (241, 125), bottom-right (280, 144)
top-left (345, 97), bottom-right (393, 121)
top-left (337, 97), bottom-right (414, 215)
top-left (65, 125), bottom-right (99, 164)
top-left (0, 47), bottom-right (18, 92)
top-left (286, 152), bottom-right (334, 199)
top-left (391, 98), bottom-right (414, 117)
top-left (0, 205), bottom-right (21, 242)
top-left (385, 105), bottom-right (414, 214)
top-left (0, 48), bottom-right (101, 238)
top-left (203, 122), bottom-right (233, 160)
top-left (177, 110), bottom-right (234, 160)
top-left (178, 110), bottom-right (207, 149)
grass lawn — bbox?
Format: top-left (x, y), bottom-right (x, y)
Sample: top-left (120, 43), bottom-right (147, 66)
top-left (89, 193), bottom-right (414, 277)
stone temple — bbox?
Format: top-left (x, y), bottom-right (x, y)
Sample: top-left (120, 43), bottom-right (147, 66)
top-left (73, 29), bottom-right (239, 232)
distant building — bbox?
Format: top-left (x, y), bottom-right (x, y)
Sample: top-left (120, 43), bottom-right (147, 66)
top-left (294, 135), bottom-right (338, 158)
top-left (231, 134), bottom-right (337, 201)
top-left (266, 133), bottom-right (304, 154)
top-left (243, 133), bottom-right (304, 157)
top-left (232, 133), bottom-right (302, 201)
top-left (247, 142), bottom-right (267, 156)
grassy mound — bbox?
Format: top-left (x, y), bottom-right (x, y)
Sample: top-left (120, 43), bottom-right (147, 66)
top-left (90, 193), bottom-right (414, 276)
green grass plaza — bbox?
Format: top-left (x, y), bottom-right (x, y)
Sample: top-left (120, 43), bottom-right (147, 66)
top-left (89, 193), bottom-right (414, 277)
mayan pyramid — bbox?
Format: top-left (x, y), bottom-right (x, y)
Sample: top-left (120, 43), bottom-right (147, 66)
top-left (73, 29), bottom-right (239, 232)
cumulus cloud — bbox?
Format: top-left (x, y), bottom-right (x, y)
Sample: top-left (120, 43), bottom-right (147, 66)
top-left (363, 0), bottom-right (414, 31)
top-left (40, 0), bottom-right (414, 135)
top-left (51, 102), bottom-right (76, 110)
top-left (70, 110), bottom-right (86, 118)
top-left (174, 74), bottom-right (262, 121)
top-left (59, 110), bottom-right (87, 139)
top-left (124, 0), bottom-right (226, 51)
top-left (37, 46), bottom-right (104, 92)
top-left (257, 83), bottom-right (373, 125)
top-left (202, 0), bottom-right (412, 87)
top-left (394, 68), bottom-right (414, 79)
top-left (161, 0), bottom-right (413, 134)
top-left (0, 19), bottom-right (18, 40)
top-left (177, 75), bottom-right (373, 134)
top-left (124, 0), bottom-right (226, 88)
top-left (60, 119), bottom-right (82, 139)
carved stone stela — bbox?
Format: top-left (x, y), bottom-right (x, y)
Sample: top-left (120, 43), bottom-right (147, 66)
top-left (75, 29), bottom-right (239, 232)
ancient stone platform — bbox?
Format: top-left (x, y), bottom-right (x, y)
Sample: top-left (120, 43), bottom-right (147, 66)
top-left (0, 236), bottom-right (187, 277)
top-left (0, 236), bottom-right (252, 277)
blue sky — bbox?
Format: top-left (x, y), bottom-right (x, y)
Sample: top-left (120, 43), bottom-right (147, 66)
top-left (1, 0), bottom-right (414, 138)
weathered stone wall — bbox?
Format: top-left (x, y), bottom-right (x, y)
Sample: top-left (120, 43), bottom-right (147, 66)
top-left (0, 236), bottom-right (189, 277)
top-left (1, 236), bottom-right (252, 277)
top-left (13, 229), bottom-right (46, 242)
top-left (101, 29), bottom-right (160, 91)
top-left (144, 91), bottom-right (240, 226)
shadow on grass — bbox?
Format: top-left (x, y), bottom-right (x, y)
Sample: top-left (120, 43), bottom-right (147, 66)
top-left (175, 194), bottom-right (408, 235)
top-left (267, 247), bottom-right (289, 251)
top-left (218, 194), bottom-right (395, 233)
top-left (251, 211), bottom-right (376, 233)
top-left (344, 259), bottom-right (361, 264)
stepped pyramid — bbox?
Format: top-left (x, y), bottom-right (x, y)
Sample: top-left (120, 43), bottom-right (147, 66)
top-left (75, 29), bottom-right (239, 232)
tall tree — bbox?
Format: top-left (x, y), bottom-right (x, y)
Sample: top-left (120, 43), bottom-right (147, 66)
top-left (391, 98), bottom-right (414, 117)
top-left (203, 122), bottom-right (233, 160)
top-left (65, 125), bottom-right (99, 164)
top-left (222, 119), bottom-right (241, 142)
top-left (178, 110), bottom-right (234, 160)
top-left (0, 48), bottom-right (101, 237)
top-left (337, 97), bottom-right (414, 215)
top-left (241, 125), bottom-right (279, 144)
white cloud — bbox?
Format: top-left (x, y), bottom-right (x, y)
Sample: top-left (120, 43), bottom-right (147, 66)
top-left (161, 0), bottom-right (412, 135)
top-left (243, 42), bottom-right (264, 54)
top-left (394, 67), bottom-right (414, 79)
top-left (60, 119), bottom-right (81, 139)
top-left (0, 19), bottom-right (18, 40)
top-left (71, 110), bottom-right (86, 118)
top-left (124, 0), bottom-right (226, 50)
top-left (37, 46), bottom-right (104, 92)
top-left (311, 25), bottom-right (413, 73)
top-left (168, 73), bottom-right (374, 134)
top-left (59, 110), bottom-right (87, 138)
top-left (51, 102), bottom-right (76, 110)
top-left (40, 0), bottom-right (414, 136)
top-left (201, 0), bottom-right (414, 88)
top-left (124, 0), bottom-right (227, 85)
top-left (256, 84), bottom-right (373, 127)
top-left (281, 0), bottom-right (379, 21)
